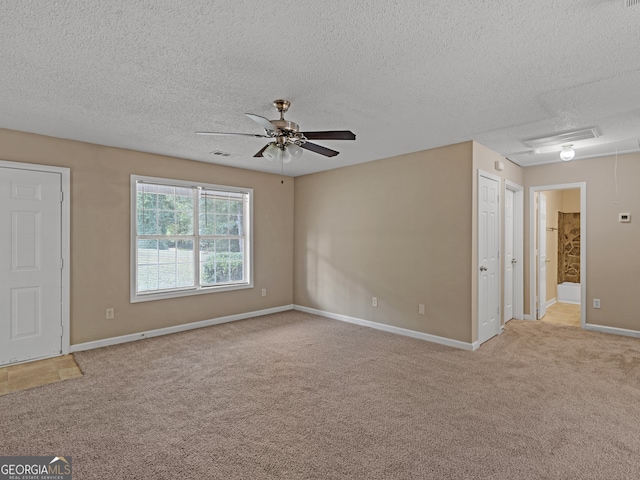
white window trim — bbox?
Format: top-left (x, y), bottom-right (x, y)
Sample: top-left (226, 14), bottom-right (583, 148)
top-left (130, 175), bottom-right (254, 303)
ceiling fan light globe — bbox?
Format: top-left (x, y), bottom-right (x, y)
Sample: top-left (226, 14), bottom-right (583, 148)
top-left (288, 144), bottom-right (303, 161)
top-left (262, 143), bottom-right (279, 161)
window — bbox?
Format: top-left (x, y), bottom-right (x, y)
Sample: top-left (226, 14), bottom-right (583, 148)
top-left (131, 175), bottom-right (253, 302)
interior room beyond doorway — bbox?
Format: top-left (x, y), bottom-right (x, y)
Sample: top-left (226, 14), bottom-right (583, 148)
top-left (534, 187), bottom-right (582, 327)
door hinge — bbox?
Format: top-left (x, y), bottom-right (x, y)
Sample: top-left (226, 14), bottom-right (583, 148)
top-left (60, 191), bottom-right (64, 202)
top-left (60, 258), bottom-right (64, 269)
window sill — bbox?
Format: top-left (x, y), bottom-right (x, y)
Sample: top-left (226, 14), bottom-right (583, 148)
top-left (130, 282), bottom-right (254, 303)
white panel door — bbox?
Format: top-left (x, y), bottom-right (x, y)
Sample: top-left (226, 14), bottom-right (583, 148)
top-left (478, 174), bottom-right (500, 345)
top-left (537, 192), bottom-right (547, 319)
top-left (0, 167), bottom-right (62, 365)
top-left (504, 188), bottom-right (514, 322)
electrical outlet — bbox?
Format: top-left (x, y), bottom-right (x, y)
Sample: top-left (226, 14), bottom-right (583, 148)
top-left (261, 288), bottom-right (267, 297)
top-left (593, 298), bottom-right (601, 309)
top-left (372, 297), bottom-right (378, 307)
top-left (105, 308), bottom-right (115, 320)
top-left (419, 304), bottom-right (425, 315)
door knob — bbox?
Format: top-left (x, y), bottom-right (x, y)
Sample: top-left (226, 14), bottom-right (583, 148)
top-left (511, 259), bottom-right (517, 264)
top-left (480, 266), bottom-right (487, 271)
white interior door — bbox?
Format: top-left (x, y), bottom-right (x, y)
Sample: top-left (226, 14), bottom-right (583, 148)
top-left (0, 167), bottom-right (63, 365)
top-left (537, 192), bottom-right (547, 319)
top-left (478, 173), bottom-right (500, 345)
top-left (504, 188), bottom-right (514, 322)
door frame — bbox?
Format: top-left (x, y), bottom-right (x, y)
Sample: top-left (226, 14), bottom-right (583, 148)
top-left (504, 181), bottom-right (524, 322)
top-left (0, 159), bottom-right (70, 358)
top-left (477, 169), bottom-right (501, 344)
top-left (537, 192), bottom-right (548, 319)
top-left (528, 182), bottom-right (586, 328)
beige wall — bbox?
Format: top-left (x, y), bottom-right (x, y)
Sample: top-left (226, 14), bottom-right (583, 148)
top-left (0, 129), bottom-right (294, 344)
top-left (294, 141), bottom-right (524, 344)
top-left (524, 153), bottom-right (640, 331)
top-left (294, 142), bottom-right (474, 342)
top-left (562, 189), bottom-right (580, 213)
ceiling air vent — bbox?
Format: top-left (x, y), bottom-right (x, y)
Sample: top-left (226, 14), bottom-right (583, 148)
top-left (523, 127), bottom-right (600, 149)
top-left (625, 0), bottom-right (640, 7)
top-left (210, 150), bottom-right (238, 157)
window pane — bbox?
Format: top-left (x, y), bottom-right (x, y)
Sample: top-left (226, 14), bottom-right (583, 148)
top-left (176, 193), bottom-right (192, 210)
top-left (137, 239), bottom-right (158, 264)
top-left (215, 215), bottom-right (230, 235)
top-left (137, 211), bottom-right (157, 235)
top-left (137, 184), bottom-right (193, 237)
top-left (138, 265), bottom-right (158, 291)
top-left (200, 240), bottom-right (215, 285)
top-left (199, 213), bottom-right (215, 235)
top-left (215, 238), bottom-right (229, 252)
top-left (200, 239), bottom-right (214, 261)
top-left (229, 215), bottom-right (242, 236)
top-left (214, 199), bottom-right (230, 214)
top-left (158, 193), bottom-right (175, 211)
top-left (176, 210), bottom-right (193, 235)
top-left (137, 191), bottom-right (157, 210)
top-left (158, 264), bottom-right (177, 289)
top-left (158, 211), bottom-right (176, 235)
top-left (176, 262), bottom-right (194, 288)
top-left (229, 239), bottom-right (241, 252)
top-left (229, 200), bottom-right (242, 215)
top-left (137, 238), bottom-right (194, 292)
top-left (230, 252), bottom-right (244, 281)
top-left (199, 195), bottom-right (213, 211)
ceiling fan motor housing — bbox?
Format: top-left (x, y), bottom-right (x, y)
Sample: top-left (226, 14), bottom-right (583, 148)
top-left (271, 119), bottom-right (299, 134)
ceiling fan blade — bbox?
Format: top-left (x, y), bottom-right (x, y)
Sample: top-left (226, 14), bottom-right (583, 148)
top-left (300, 142), bottom-right (340, 157)
top-left (245, 113), bottom-right (276, 132)
top-left (302, 130), bottom-right (356, 141)
top-left (196, 131), bottom-right (268, 138)
top-left (253, 144), bottom-right (269, 157)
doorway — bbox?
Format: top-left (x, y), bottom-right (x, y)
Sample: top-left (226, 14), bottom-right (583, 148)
top-left (529, 183), bottom-right (586, 328)
top-left (0, 160), bottom-right (70, 365)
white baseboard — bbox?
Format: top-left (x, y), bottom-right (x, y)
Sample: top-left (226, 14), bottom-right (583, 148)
top-left (70, 305), bottom-right (294, 352)
top-left (294, 305), bottom-right (477, 351)
top-left (584, 323), bottom-right (640, 339)
top-left (545, 298), bottom-right (557, 308)
top-left (523, 314), bottom-right (535, 320)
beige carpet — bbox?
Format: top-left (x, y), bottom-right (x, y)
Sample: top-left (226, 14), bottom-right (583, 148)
top-left (1, 311), bottom-right (640, 479)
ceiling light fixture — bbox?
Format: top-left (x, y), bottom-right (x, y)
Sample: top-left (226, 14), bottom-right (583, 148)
top-left (560, 144), bottom-right (575, 161)
top-left (262, 143), bottom-right (303, 164)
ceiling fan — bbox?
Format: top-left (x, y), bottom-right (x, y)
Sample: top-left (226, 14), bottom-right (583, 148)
top-left (196, 99), bottom-right (356, 163)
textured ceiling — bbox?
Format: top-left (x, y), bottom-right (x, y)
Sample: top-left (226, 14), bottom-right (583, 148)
top-left (1, 0), bottom-right (639, 176)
